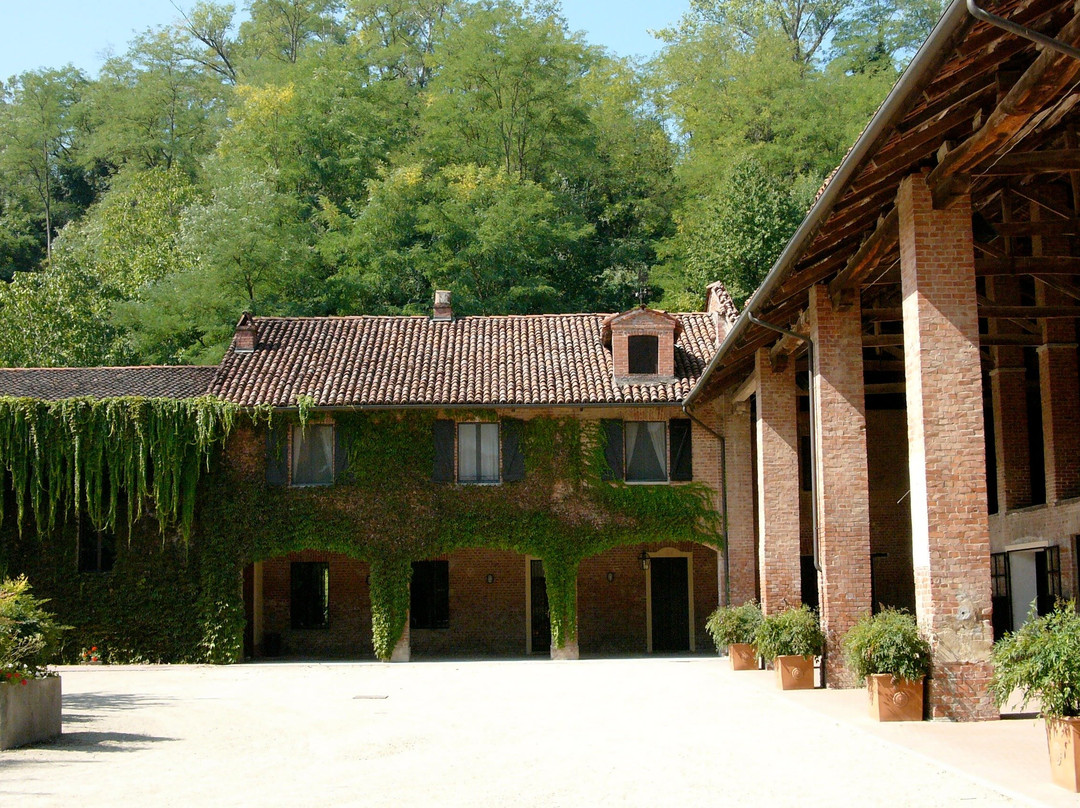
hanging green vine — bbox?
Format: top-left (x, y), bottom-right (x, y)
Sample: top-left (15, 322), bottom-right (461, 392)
top-left (2, 403), bottom-right (721, 663)
top-left (0, 396), bottom-right (238, 539)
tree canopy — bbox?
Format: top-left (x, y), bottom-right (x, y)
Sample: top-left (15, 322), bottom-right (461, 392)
top-left (0, 0), bottom-right (942, 365)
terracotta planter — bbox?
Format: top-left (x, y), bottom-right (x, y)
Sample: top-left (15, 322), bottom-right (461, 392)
top-left (1046, 716), bottom-right (1080, 792)
top-left (728, 643), bottom-right (757, 671)
top-left (775, 655), bottom-right (815, 690)
top-left (0, 675), bottom-right (61, 750)
top-left (867, 674), bottom-right (924, 722)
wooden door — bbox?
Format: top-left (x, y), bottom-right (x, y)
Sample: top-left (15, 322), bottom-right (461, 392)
top-left (651, 557), bottom-right (690, 652)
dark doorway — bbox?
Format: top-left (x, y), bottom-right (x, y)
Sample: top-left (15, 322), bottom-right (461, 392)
top-left (243, 564), bottom-right (254, 658)
top-left (530, 560), bottom-right (550, 654)
top-left (651, 557), bottom-right (690, 652)
top-left (1036, 546), bottom-right (1062, 617)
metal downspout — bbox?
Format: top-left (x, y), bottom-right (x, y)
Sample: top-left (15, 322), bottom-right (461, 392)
top-left (966, 0), bottom-right (1080, 61)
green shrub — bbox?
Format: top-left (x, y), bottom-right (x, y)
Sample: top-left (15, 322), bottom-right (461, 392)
top-left (991, 602), bottom-right (1080, 719)
top-left (754, 605), bottom-right (825, 660)
top-left (706, 601), bottom-right (763, 651)
top-left (842, 609), bottom-right (931, 684)
top-left (1, 576), bottom-right (64, 680)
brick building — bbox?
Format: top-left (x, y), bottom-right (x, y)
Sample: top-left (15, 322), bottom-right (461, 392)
top-left (4, 0), bottom-right (1080, 721)
top-left (0, 287), bottom-right (736, 662)
top-left (683, 0), bottom-right (1080, 719)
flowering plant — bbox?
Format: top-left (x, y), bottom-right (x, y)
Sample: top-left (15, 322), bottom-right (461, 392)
top-left (81, 646), bottom-right (103, 664)
top-left (0, 576), bottom-right (65, 680)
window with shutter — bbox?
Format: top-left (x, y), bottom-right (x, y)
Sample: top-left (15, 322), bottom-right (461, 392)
top-left (432, 420), bottom-right (455, 482)
top-left (501, 419), bottom-right (525, 482)
top-left (458, 422), bottom-right (500, 484)
top-left (601, 419), bottom-right (624, 481)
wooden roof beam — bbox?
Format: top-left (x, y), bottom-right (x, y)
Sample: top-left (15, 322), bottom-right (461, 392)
top-left (768, 310), bottom-right (810, 365)
top-left (975, 148), bottom-right (1080, 174)
top-left (827, 208), bottom-right (900, 307)
top-left (975, 255), bottom-right (1080, 275)
top-left (929, 7), bottom-right (1080, 209)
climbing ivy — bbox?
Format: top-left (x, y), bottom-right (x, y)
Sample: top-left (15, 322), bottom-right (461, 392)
top-left (1, 403), bottom-right (721, 663)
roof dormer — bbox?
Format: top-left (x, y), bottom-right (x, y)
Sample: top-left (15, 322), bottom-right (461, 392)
top-left (602, 307), bottom-right (683, 384)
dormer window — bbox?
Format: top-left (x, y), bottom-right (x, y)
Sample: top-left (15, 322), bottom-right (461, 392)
top-left (627, 335), bottom-right (659, 375)
top-left (601, 307), bottom-right (682, 383)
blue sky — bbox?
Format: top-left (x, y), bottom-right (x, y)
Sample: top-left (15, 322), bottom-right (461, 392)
top-left (0, 1), bottom-right (690, 80)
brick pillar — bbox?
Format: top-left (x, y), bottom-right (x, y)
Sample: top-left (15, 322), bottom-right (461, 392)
top-left (986, 278), bottom-right (1030, 510)
top-left (755, 350), bottom-right (802, 614)
top-left (723, 397), bottom-right (758, 605)
top-left (808, 284), bottom-right (872, 688)
top-left (898, 172), bottom-right (995, 721)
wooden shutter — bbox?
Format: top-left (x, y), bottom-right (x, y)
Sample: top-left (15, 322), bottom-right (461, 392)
top-left (601, 419), bottom-right (624, 481)
top-left (334, 423), bottom-right (350, 482)
top-left (266, 423), bottom-right (289, 487)
top-left (432, 420), bottom-right (455, 482)
top-left (670, 419), bottom-right (693, 481)
top-left (502, 419), bottom-right (525, 482)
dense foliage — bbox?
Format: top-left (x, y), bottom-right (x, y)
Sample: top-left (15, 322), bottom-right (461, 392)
top-left (0, 0), bottom-right (942, 364)
top-left (841, 608), bottom-right (931, 684)
top-left (754, 605), bottom-right (826, 660)
top-left (705, 600), bottom-right (763, 650)
top-left (0, 407), bottom-right (720, 663)
top-left (0, 576), bottom-right (64, 680)
top-left (991, 602), bottom-right (1080, 719)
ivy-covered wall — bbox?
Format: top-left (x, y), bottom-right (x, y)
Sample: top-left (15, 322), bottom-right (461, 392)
top-left (0, 398), bottom-right (722, 663)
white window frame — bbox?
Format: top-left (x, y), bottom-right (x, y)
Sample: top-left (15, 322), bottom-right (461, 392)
top-left (290, 424), bottom-right (335, 487)
top-left (457, 422), bottom-right (500, 484)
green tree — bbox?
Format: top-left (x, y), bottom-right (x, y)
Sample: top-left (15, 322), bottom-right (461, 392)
top-left (240, 0), bottom-right (345, 66)
top-left (83, 29), bottom-right (226, 174)
top-left (418, 0), bottom-right (594, 181)
top-left (325, 162), bottom-right (593, 315)
top-left (0, 68), bottom-right (89, 264)
top-left (678, 158), bottom-right (813, 306)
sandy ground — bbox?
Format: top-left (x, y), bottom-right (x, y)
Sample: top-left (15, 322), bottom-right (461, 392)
top-left (0, 658), bottom-right (1060, 807)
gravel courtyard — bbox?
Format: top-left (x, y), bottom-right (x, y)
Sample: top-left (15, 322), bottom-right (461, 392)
top-left (0, 658), bottom-right (1054, 807)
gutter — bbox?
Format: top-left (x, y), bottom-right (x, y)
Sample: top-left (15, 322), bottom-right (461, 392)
top-left (683, 0), bottom-right (974, 410)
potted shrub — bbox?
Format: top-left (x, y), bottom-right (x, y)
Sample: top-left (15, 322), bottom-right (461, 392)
top-left (991, 602), bottom-right (1080, 792)
top-left (842, 609), bottom-right (931, 721)
top-left (706, 602), bottom-right (762, 671)
top-left (754, 605), bottom-right (825, 690)
top-left (0, 576), bottom-right (64, 750)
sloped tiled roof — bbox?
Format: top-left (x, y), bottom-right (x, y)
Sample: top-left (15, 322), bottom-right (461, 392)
top-left (0, 366), bottom-right (218, 400)
top-left (211, 313), bottom-right (720, 407)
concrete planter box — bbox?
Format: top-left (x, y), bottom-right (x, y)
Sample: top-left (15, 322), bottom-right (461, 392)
top-left (728, 643), bottom-right (758, 671)
top-left (775, 655), bottom-right (815, 690)
top-left (0, 675), bottom-right (61, 750)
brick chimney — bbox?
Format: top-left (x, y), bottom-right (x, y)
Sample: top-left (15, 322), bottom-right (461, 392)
top-left (433, 290), bottom-right (453, 321)
top-left (235, 312), bottom-right (257, 353)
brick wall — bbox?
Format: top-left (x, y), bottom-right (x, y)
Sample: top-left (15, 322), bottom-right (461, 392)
top-left (411, 549), bottom-right (527, 658)
top-left (722, 398), bottom-right (758, 605)
top-left (261, 550), bottom-right (373, 658)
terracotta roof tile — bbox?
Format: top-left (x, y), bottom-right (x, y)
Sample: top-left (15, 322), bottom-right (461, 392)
top-left (212, 313), bottom-right (720, 407)
top-left (0, 366), bottom-right (218, 400)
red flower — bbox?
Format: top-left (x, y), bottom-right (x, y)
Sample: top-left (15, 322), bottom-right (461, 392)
top-left (91, 646), bottom-right (98, 652)
top-left (21, 679), bottom-right (27, 685)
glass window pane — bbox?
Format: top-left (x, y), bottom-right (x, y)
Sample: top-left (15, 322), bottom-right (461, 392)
top-left (292, 425), bottom-right (334, 486)
top-left (626, 422), bottom-right (667, 482)
top-left (479, 423), bottom-right (499, 482)
top-left (458, 423), bottom-right (478, 481)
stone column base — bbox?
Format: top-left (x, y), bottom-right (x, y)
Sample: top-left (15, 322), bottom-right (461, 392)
top-left (550, 640), bottom-right (579, 660)
top-left (389, 623), bottom-right (410, 663)
top-left (927, 662), bottom-right (998, 721)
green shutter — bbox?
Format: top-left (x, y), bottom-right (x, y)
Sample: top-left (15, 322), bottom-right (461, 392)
top-left (670, 419), bottom-right (693, 481)
top-left (502, 419), bottom-right (525, 482)
top-left (433, 420), bottom-right (455, 482)
top-left (601, 419), bottom-right (624, 481)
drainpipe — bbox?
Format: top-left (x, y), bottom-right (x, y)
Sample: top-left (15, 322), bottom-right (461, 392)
top-left (966, 0), bottom-right (1080, 61)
